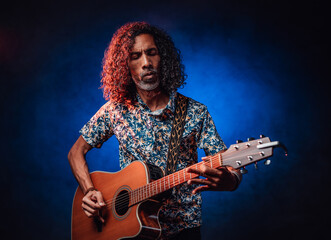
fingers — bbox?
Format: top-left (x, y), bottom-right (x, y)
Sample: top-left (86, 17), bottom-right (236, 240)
top-left (82, 203), bottom-right (97, 217)
top-left (187, 164), bottom-right (225, 179)
top-left (82, 190), bottom-right (106, 222)
top-left (191, 185), bottom-right (210, 194)
top-left (83, 191), bottom-right (105, 208)
top-left (187, 164), bottom-right (234, 193)
top-left (81, 206), bottom-right (105, 223)
top-left (94, 191), bottom-right (106, 207)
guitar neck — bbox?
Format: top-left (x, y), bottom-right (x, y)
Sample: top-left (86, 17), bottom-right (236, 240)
top-left (129, 153), bottom-right (223, 205)
top-left (128, 136), bottom-right (280, 206)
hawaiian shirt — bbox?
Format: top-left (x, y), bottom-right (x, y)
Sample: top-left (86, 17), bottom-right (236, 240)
top-left (80, 91), bottom-right (226, 238)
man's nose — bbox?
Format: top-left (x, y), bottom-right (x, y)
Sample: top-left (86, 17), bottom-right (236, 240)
top-left (142, 54), bottom-right (152, 68)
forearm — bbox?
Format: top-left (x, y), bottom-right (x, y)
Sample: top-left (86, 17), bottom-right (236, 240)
top-left (68, 153), bottom-right (94, 194)
top-left (68, 136), bottom-right (94, 194)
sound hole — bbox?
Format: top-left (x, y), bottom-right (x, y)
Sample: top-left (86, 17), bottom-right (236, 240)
top-left (115, 190), bottom-right (129, 216)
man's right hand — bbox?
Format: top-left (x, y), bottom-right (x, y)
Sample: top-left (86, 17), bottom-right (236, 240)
top-left (82, 189), bottom-right (106, 223)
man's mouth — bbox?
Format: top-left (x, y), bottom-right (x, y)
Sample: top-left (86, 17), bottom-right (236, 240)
top-left (141, 69), bottom-right (157, 77)
top-left (141, 70), bottom-right (158, 82)
top-left (142, 71), bottom-right (156, 78)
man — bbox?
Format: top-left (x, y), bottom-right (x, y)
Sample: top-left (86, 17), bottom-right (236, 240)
top-left (68, 22), bottom-right (241, 239)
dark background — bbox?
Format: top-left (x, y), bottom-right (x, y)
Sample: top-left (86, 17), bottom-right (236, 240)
top-left (1, 0), bottom-right (329, 239)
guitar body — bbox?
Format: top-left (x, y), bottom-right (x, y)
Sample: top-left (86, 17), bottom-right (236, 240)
top-left (71, 161), bottom-right (162, 240)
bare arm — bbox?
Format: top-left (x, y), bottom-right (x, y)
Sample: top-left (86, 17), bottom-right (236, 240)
top-left (68, 136), bottom-right (94, 194)
top-left (68, 136), bottom-right (105, 222)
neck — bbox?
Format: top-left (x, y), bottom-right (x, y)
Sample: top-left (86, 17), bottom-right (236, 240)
top-left (137, 88), bottom-right (169, 112)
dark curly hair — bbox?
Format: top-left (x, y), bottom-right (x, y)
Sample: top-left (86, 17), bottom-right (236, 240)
top-left (100, 22), bottom-right (187, 104)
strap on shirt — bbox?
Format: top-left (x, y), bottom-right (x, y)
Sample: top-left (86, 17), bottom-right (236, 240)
top-left (165, 93), bottom-right (188, 175)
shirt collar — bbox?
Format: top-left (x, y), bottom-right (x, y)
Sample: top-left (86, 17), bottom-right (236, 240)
top-left (136, 91), bottom-right (177, 116)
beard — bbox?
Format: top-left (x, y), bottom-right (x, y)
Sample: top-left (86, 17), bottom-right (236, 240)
top-left (135, 77), bottom-right (160, 91)
top-left (134, 69), bottom-right (160, 91)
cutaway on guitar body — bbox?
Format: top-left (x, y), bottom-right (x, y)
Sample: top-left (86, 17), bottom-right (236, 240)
top-left (71, 161), bottom-right (163, 240)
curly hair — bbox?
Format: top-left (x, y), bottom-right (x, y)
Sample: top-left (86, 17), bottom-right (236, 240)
top-left (100, 22), bottom-right (186, 104)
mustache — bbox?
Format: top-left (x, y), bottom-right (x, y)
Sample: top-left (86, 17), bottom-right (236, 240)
top-left (140, 69), bottom-right (158, 78)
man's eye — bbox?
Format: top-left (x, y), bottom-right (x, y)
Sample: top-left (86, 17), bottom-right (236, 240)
top-left (131, 53), bottom-right (140, 60)
top-left (147, 49), bottom-right (157, 56)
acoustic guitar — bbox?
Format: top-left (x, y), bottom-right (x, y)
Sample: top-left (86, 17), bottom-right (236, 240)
top-left (71, 136), bottom-right (286, 240)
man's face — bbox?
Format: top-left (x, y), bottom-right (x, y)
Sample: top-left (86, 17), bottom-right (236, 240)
top-left (128, 34), bottom-right (161, 91)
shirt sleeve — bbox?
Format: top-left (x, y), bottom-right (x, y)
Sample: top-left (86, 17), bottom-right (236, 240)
top-left (197, 108), bottom-right (226, 156)
top-left (79, 103), bottom-right (114, 148)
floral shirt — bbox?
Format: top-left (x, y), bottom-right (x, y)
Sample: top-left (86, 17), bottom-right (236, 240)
top-left (80, 92), bottom-right (226, 238)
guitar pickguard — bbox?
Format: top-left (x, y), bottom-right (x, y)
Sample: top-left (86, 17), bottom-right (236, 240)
top-left (146, 163), bottom-right (164, 181)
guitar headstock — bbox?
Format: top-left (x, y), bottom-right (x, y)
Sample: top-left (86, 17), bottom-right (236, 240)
top-left (223, 135), bottom-right (287, 172)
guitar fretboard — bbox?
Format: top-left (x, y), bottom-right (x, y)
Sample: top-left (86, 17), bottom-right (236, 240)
top-left (129, 153), bottom-right (223, 205)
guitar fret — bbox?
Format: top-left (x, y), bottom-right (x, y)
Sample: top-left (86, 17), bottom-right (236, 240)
top-left (143, 186), bottom-right (145, 200)
top-left (138, 188), bottom-right (140, 202)
top-left (148, 183), bottom-right (150, 198)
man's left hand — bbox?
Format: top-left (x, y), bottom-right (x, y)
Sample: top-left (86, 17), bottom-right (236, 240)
top-left (187, 160), bottom-right (239, 194)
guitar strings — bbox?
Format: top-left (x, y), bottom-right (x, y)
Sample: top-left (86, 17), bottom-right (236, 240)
top-left (104, 156), bottom-right (221, 211)
top-left (103, 160), bottom-right (205, 208)
top-left (103, 169), bottom-right (189, 210)
top-left (104, 155), bottom-right (222, 211)
top-left (101, 155), bottom-right (222, 212)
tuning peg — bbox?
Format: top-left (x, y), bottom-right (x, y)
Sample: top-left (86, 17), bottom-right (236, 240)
top-left (240, 167), bottom-right (248, 174)
top-left (247, 137), bottom-right (255, 141)
top-left (236, 140), bottom-right (243, 143)
top-left (264, 159), bottom-right (271, 166)
top-left (260, 134), bottom-right (265, 138)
